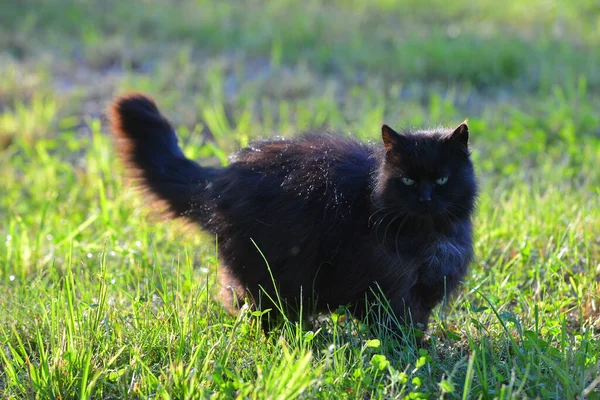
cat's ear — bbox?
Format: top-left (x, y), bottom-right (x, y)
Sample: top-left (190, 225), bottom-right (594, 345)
top-left (381, 124), bottom-right (404, 152)
top-left (448, 119), bottom-right (469, 147)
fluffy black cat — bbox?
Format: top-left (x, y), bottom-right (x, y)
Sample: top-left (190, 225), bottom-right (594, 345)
top-left (109, 93), bottom-right (477, 331)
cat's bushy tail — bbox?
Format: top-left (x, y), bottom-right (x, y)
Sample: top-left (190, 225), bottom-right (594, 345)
top-left (109, 93), bottom-right (215, 217)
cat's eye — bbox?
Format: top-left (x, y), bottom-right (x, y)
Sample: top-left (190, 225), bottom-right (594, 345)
top-left (435, 176), bottom-right (449, 185)
top-left (401, 177), bottom-right (415, 186)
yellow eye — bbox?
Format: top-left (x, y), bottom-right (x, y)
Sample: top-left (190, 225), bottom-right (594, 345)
top-left (435, 176), bottom-right (449, 185)
top-left (401, 177), bottom-right (415, 186)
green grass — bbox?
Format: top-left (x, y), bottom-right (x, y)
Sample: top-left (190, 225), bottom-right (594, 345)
top-left (1, 0), bottom-right (600, 398)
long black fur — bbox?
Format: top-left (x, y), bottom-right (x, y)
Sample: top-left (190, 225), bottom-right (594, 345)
top-left (109, 93), bottom-right (478, 331)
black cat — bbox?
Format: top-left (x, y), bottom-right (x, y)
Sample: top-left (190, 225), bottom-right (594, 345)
top-left (109, 93), bottom-right (478, 331)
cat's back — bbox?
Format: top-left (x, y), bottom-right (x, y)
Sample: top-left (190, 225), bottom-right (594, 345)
top-left (222, 133), bottom-right (377, 197)
top-left (229, 132), bottom-right (375, 169)
top-left (204, 133), bottom-right (377, 229)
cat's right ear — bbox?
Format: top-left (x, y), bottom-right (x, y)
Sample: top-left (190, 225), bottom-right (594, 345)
top-left (381, 124), bottom-right (403, 152)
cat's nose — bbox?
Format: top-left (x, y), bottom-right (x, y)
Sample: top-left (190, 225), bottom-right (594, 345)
top-left (419, 183), bottom-right (432, 202)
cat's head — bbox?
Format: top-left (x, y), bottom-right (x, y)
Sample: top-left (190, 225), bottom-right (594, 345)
top-left (374, 122), bottom-right (477, 221)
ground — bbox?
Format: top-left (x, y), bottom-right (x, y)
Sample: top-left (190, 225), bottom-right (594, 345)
top-left (1, 0), bottom-right (600, 398)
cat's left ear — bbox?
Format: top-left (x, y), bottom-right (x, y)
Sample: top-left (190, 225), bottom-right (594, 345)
top-left (448, 119), bottom-right (469, 148)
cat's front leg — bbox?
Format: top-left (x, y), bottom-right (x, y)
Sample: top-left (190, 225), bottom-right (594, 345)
top-left (386, 289), bottom-right (431, 332)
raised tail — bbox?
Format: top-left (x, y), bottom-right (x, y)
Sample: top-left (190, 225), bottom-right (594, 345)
top-left (108, 93), bottom-right (215, 218)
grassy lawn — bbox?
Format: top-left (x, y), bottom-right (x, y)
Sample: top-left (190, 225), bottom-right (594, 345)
top-left (1, 0), bottom-right (600, 398)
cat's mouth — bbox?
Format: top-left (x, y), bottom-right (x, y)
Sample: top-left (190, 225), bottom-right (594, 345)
top-left (410, 202), bottom-right (444, 217)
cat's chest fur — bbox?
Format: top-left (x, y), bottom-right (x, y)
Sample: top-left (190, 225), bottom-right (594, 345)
top-left (381, 222), bottom-right (472, 289)
top-left (370, 225), bottom-right (472, 326)
top-left (420, 236), bottom-right (470, 279)
top-left (406, 223), bottom-right (473, 306)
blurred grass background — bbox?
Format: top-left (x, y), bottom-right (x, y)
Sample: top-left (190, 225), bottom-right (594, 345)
top-left (1, 0), bottom-right (600, 398)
